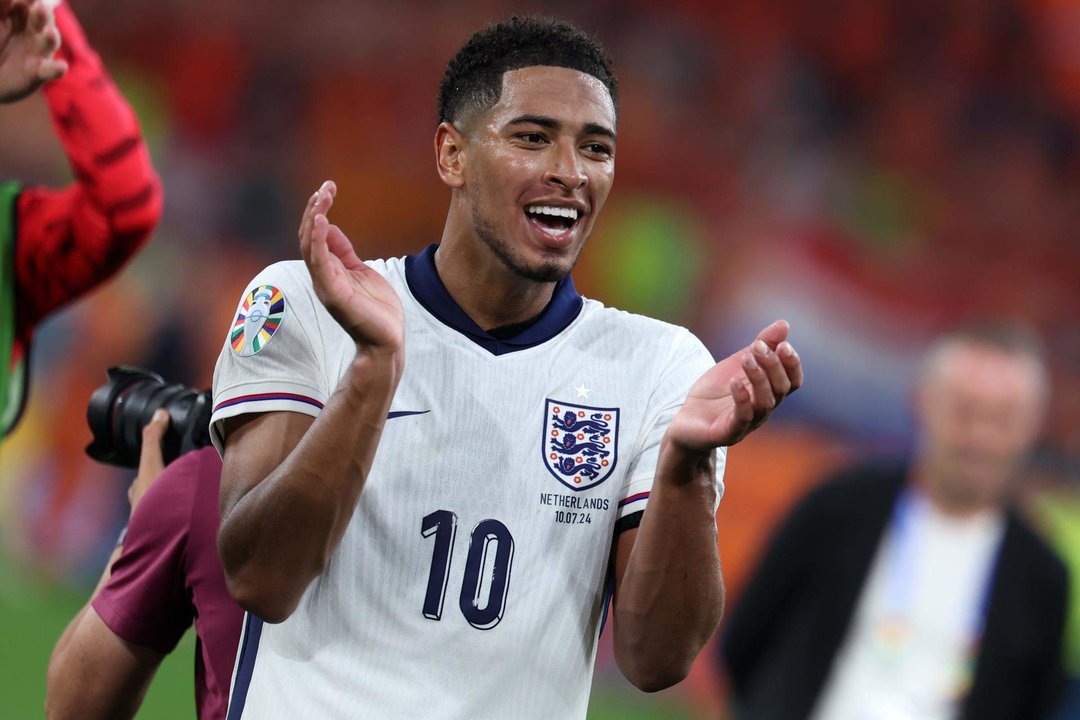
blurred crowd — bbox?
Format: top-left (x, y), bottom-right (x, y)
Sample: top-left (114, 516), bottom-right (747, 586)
top-left (2, 0), bottom-right (1078, 714)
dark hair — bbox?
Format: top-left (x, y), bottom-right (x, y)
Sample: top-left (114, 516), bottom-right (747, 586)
top-left (437, 16), bottom-right (618, 127)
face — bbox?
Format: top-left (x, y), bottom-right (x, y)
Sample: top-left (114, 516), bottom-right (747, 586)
top-left (914, 342), bottom-right (1047, 511)
top-left (446, 66), bottom-right (617, 283)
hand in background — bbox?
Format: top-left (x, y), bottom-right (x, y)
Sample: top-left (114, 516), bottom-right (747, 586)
top-left (128, 410), bottom-right (170, 515)
top-left (0, 0), bottom-right (67, 103)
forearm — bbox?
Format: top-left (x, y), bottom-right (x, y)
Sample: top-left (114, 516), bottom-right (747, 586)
top-left (15, 4), bottom-right (161, 326)
top-left (46, 3), bottom-right (160, 214)
top-left (219, 349), bottom-right (402, 621)
top-left (46, 606), bottom-right (159, 720)
top-left (613, 438), bottom-right (724, 691)
top-left (50, 541), bottom-right (122, 668)
top-left (47, 547), bottom-right (157, 720)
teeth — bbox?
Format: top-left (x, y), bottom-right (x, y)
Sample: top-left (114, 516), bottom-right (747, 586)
top-left (526, 205), bottom-right (579, 221)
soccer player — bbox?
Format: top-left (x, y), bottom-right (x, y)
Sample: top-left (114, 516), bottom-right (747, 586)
top-left (1, 0), bottom-right (162, 436)
top-left (211, 17), bottom-right (802, 718)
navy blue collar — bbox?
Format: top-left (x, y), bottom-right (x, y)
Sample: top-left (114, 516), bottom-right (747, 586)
top-left (404, 244), bottom-right (583, 356)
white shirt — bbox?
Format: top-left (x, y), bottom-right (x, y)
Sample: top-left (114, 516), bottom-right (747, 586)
top-left (811, 489), bottom-right (1005, 720)
top-left (211, 246), bottom-right (725, 719)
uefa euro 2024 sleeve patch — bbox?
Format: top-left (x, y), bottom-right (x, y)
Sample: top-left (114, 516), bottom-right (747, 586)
top-left (544, 399), bottom-right (619, 491)
top-left (231, 285), bottom-right (285, 356)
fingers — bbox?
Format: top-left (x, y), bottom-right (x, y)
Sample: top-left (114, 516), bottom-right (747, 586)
top-left (138, 409), bottom-right (170, 476)
top-left (28, 0), bottom-right (47, 33)
top-left (751, 339), bottom-right (790, 397)
top-left (36, 55), bottom-right (65, 80)
top-left (740, 328), bottom-right (803, 425)
top-left (298, 190), bottom-right (318, 256)
top-left (729, 378), bottom-right (754, 428)
top-left (309, 213), bottom-right (337, 286)
top-left (740, 350), bottom-right (775, 424)
top-left (777, 340), bottom-right (803, 391)
top-left (130, 409), bottom-right (170, 512)
top-left (754, 319), bottom-right (789, 351)
top-left (298, 180), bottom-right (337, 258)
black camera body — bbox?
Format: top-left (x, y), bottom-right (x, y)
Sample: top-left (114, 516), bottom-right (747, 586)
top-left (86, 366), bottom-right (212, 468)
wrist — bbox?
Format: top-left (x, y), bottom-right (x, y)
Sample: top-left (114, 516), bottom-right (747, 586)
top-left (657, 435), bottom-right (715, 486)
top-left (343, 345), bottom-right (404, 398)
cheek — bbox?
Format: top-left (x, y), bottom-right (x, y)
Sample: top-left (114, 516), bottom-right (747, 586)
top-left (588, 168), bottom-right (615, 212)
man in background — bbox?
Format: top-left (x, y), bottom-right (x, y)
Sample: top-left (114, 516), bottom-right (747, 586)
top-left (46, 409), bottom-right (243, 720)
top-left (721, 322), bottom-right (1068, 719)
top-left (1, 0), bottom-right (161, 436)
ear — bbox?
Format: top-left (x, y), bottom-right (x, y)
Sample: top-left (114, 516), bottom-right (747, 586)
top-left (435, 122), bottom-right (467, 189)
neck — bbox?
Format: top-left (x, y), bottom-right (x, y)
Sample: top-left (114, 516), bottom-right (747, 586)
top-left (435, 214), bottom-right (558, 331)
top-left (910, 465), bottom-right (1002, 520)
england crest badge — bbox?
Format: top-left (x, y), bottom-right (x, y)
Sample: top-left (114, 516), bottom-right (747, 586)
top-left (543, 399), bottom-right (619, 491)
top-left (231, 284), bottom-right (285, 357)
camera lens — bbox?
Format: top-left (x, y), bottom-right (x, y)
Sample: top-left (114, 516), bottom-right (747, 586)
top-left (85, 366), bottom-right (212, 468)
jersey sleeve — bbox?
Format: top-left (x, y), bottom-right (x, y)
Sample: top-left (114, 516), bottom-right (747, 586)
top-left (210, 261), bottom-right (332, 452)
top-left (91, 451), bottom-right (199, 653)
top-left (14, 1), bottom-right (162, 339)
top-left (616, 329), bottom-right (726, 525)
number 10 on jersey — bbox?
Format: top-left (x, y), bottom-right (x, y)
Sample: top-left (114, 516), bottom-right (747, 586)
top-left (421, 510), bottom-right (515, 630)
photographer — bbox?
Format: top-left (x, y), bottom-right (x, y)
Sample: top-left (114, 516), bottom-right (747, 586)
top-left (46, 409), bottom-right (242, 720)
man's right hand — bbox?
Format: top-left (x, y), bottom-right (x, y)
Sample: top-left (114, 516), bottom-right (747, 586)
top-left (298, 181), bottom-right (405, 356)
top-left (0, 0), bottom-right (67, 104)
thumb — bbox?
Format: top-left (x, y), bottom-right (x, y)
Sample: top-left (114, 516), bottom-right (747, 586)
top-left (37, 56), bottom-right (66, 80)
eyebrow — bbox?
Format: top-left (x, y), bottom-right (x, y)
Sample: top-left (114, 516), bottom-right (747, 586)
top-left (506, 115), bottom-right (617, 142)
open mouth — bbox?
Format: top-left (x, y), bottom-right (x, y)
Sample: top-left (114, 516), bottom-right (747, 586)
top-left (524, 204), bottom-right (580, 237)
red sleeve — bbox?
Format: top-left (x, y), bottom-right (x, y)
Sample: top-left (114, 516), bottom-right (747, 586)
top-left (92, 451), bottom-right (199, 654)
top-left (13, 1), bottom-right (162, 344)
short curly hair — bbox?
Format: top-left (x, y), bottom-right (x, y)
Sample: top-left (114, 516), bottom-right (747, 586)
top-left (437, 16), bottom-right (618, 127)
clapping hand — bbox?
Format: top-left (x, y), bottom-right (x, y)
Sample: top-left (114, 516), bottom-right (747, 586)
top-left (298, 181), bottom-right (404, 354)
top-left (667, 320), bottom-right (803, 453)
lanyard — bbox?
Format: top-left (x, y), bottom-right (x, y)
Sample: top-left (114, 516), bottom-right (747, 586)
top-left (875, 487), bottom-right (1003, 698)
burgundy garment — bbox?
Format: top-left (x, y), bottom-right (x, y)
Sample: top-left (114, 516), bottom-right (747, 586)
top-left (93, 447), bottom-right (242, 720)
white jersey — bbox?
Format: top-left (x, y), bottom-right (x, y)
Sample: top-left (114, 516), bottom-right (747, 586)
top-left (211, 245), bottom-right (725, 719)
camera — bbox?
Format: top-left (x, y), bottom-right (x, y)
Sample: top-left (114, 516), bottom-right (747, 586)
top-left (85, 366), bottom-right (212, 468)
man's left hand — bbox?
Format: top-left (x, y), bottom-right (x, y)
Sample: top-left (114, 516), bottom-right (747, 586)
top-left (128, 409), bottom-right (170, 515)
top-left (667, 320), bottom-right (802, 453)
top-left (0, 0), bottom-right (67, 104)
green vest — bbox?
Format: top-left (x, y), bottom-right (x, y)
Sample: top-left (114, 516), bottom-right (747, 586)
top-left (1, 181), bottom-right (26, 437)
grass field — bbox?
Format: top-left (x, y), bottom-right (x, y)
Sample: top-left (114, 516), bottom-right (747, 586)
top-left (0, 553), bottom-right (690, 719)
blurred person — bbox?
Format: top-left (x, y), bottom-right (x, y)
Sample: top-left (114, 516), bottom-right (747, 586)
top-left (721, 322), bottom-right (1068, 720)
top-left (211, 16), bottom-right (802, 719)
top-left (1, 0), bottom-right (162, 437)
top-left (46, 409), bottom-right (244, 720)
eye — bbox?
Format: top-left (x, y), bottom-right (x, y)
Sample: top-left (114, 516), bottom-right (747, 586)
top-left (583, 142), bottom-right (614, 158)
top-left (518, 132), bottom-right (548, 145)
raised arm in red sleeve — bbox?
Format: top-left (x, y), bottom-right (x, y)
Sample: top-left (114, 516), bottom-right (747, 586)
top-left (13, 1), bottom-right (162, 354)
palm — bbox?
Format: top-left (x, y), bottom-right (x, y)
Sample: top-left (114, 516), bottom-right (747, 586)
top-left (668, 355), bottom-right (747, 451)
top-left (299, 182), bottom-right (404, 350)
top-left (667, 321), bottom-right (803, 452)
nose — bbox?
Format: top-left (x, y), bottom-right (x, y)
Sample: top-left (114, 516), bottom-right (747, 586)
top-left (544, 142), bottom-right (587, 191)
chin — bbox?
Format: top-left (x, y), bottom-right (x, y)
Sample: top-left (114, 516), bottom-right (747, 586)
top-left (513, 257), bottom-right (573, 283)
top-left (474, 213), bottom-right (579, 283)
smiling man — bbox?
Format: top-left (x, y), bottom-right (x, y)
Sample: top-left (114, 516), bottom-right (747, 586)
top-left (210, 17), bottom-right (802, 718)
